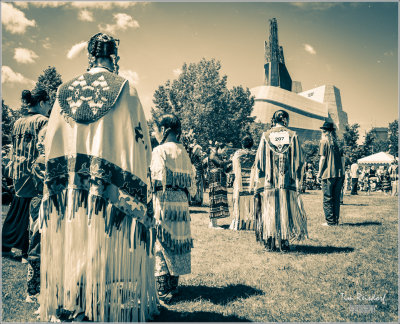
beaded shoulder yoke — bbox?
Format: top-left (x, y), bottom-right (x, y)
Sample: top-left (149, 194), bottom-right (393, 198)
top-left (58, 71), bottom-right (127, 124)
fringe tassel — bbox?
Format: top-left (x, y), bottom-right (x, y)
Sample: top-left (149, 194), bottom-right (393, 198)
top-left (259, 188), bottom-right (307, 242)
top-left (167, 170), bottom-right (192, 189)
top-left (156, 226), bottom-right (193, 255)
top-left (41, 189), bottom-right (150, 240)
top-left (163, 208), bottom-right (190, 222)
top-left (40, 201), bottom-right (158, 322)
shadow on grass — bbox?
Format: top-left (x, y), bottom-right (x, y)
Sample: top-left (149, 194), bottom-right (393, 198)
top-left (291, 245), bottom-right (354, 254)
top-left (153, 308), bottom-right (250, 322)
top-left (340, 221), bottom-right (382, 226)
top-left (171, 284), bottom-right (263, 305)
top-left (189, 209), bottom-right (208, 214)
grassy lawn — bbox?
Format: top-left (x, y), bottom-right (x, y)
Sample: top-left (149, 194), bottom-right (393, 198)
top-left (1, 190), bottom-right (398, 322)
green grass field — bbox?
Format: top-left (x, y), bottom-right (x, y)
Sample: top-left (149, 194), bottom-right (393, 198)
top-left (1, 190), bottom-right (398, 322)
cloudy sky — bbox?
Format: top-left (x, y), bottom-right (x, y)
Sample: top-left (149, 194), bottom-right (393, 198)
top-left (1, 1), bottom-right (398, 136)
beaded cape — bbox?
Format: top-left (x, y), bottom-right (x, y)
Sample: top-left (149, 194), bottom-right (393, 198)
top-left (58, 72), bottom-right (126, 124)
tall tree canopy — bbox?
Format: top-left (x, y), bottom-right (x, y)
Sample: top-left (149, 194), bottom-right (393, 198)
top-left (34, 66), bottom-right (63, 107)
top-left (151, 58), bottom-right (254, 148)
top-left (342, 123), bottom-right (362, 166)
top-left (1, 100), bottom-right (19, 146)
top-left (388, 119), bottom-right (398, 157)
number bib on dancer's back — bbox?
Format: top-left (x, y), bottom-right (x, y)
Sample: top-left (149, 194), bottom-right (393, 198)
top-left (269, 131), bottom-right (290, 152)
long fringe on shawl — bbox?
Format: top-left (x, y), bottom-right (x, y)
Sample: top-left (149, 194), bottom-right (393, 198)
top-left (156, 226), bottom-right (193, 254)
top-left (10, 115), bottom-right (46, 183)
top-left (39, 189), bottom-right (158, 322)
top-left (153, 188), bottom-right (193, 255)
top-left (255, 188), bottom-right (308, 244)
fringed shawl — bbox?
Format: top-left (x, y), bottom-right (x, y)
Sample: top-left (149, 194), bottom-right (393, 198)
top-left (150, 142), bottom-right (196, 197)
top-left (251, 126), bottom-right (303, 194)
top-left (10, 113), bottom-right (48, 197)
top-left (150, 142), bottom-right (196, 255)
top-left (41, 68), bottom-right (153, 232)
top-left (232, 148), bottom-right (256, 198)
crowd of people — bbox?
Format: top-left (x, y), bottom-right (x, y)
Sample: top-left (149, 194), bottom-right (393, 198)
top-left (344, 161), bottom-right (398, 196)
top-left (1, 32), bottom-right (398, 322)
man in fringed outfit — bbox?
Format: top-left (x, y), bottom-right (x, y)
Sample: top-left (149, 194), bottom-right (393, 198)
top-left (251, 110), bottom-right (308, 252)
top-left (2, 89), bottom-right (50, 262)
top-left (39, 33), bottom-right (158, 322)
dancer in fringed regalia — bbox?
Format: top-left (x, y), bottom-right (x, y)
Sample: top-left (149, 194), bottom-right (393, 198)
top-left (181, 131), bottom-right (205, 206)
top-left (251, 110), bottom-right (307, 251)
top-left (208, 142), bottom-right (231, 228)
top-left (151, 114), bottom-right (196, 303)
top-left (189, 142), bottom-right (205, 206)
top-left (2, 89), bottom-right (50, 261)
top-left (39, 33), bottom-right (158, 322)
top-left (230, 134), bottom-right (256, 231)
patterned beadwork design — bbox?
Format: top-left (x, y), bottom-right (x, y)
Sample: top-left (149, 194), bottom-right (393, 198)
top-left (58, 71), bottom-right (126, 124)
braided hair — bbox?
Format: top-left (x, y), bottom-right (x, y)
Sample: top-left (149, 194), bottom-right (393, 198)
top-left (271, 109), bottom-right (289, 127)
top-left (87, 33), bottom-right (120, 73)
top-left (155, 114), bottom-right (182, 145)
top-left (241, 132), bottom-right (254, 149)
top-left (21, 87), bottom-right (49, 107)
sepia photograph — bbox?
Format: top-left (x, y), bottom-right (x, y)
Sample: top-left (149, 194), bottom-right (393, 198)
top-left (1, 0), bottom-right (398, 322)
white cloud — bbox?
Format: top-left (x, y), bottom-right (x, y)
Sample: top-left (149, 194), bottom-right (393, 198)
top-left (14, 48), bottom-right (39, 64)
top-left (70, 2), bottom-right (142, 9)
top-left (79, 10), bottom-right (94, 22)
top-left (13, 2), bottom-right (29, 9)
top-left (78, 9), bottom-right (94, 22)
top-left (29, 2), bottom-right (67, 8)
top-left (67, 41), bottom-right (88, 59)
top-left (291, 3), bottom-right (340, 11)
top-left (2, 66), bottom-right (35, 86)
top-left (99, 13), bottom-right (139, 35)
top-left (1, 3), bottom-right (36, 34)
top-left (173, 68), bottom-right (182, 77)
top-left (119, 69), bottom-right (140, 86)
top-left (42, 37), bottom-right (52, 49)
top-left (304, 44), bottom-right (316, 55)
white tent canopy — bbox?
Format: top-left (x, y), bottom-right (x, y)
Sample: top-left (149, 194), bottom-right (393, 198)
top-left (357, 152), bottom-right (395, 165)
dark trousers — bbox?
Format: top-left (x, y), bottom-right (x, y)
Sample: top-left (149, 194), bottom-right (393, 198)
top-left (351, 178), bottom-right (358, 195)
top-left (322, 177), bottom-right (344, 225)
top-left (2, 196), bottom-right (31, 254)
top-left (27, 196), bottom-right (42, 296)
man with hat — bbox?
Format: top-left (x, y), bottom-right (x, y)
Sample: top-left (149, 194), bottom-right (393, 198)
top-left (317, 121), bottom-right (345, 226)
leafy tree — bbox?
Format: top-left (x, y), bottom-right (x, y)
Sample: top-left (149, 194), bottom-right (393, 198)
top-left (34, 66), bottom-right (62, 107)
top-left (1, 100), bottom-right (20, 145)
top-left (388, 119), bottom-right (398, 157)
top-left (151, 58), bottom-right (254, 148)
top-left (342, 123), bottom-right (362, 166)
top-left (361, 130), bottom-right (376, 157)
top-left (246, 121), bottom-right (269, 149)
top-left (301, 140), bottom-right (320, 170)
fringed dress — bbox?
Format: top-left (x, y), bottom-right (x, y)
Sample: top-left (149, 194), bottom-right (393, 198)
top-left (150, 142), bottom-right (196, 278)
top-left (2, 113), bottom-right (48, 254)
top-left (230, 148), bottom-right (256, 231)
top-left (39, 67), bottom-right (158, 322)
top-left (251, 126), bottom-right (308, 250)
top-left (209, 148), bottom-right (230, 220)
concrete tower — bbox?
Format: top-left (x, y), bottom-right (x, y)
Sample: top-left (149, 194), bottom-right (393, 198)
top-left (264, 18), bottom-right (292, 91)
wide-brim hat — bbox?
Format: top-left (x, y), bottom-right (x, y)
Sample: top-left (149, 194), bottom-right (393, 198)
top-left (320, 121), bottom-right (335, 131)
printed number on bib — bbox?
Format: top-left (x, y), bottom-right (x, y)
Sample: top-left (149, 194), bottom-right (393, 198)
top-left (269, 131), bottom-right (289, 151)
